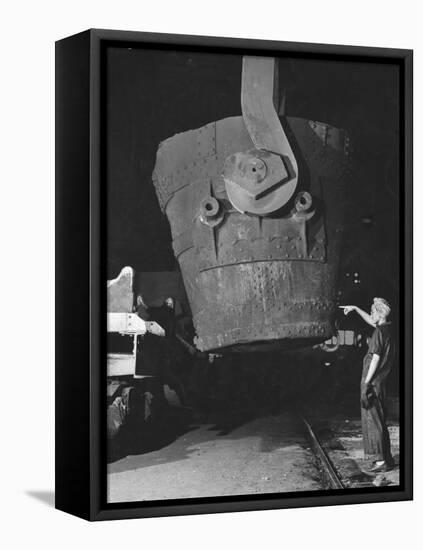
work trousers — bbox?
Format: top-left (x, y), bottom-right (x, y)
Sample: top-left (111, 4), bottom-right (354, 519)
top-left (361, 382), bottom-right (393, 463)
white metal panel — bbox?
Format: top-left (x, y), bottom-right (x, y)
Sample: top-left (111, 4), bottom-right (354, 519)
top-left (107, 353), bottom-right (136, 376)
top-left (107, 312), bottom-right (147, 334)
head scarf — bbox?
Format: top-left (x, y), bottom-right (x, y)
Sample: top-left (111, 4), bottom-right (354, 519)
top-left (373, 297), bottom-right (391, 319)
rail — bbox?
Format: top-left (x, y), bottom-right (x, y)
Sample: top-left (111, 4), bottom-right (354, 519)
top-left (300, 415), bottom-right (344, 490)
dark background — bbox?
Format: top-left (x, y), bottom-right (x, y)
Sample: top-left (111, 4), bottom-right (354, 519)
top-left (106, 46), bottom-right (400, 315)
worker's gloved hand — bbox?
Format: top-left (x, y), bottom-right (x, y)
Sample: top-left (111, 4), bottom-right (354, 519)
top-left (361, 382), bottom-right (374, 409)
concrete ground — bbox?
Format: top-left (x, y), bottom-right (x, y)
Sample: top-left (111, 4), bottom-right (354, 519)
top-left (309, 414), bottom-right (400, 488)
top-left (107, 412), bottom-right (322, 503)
top-left (330, 418), bottom-right (400, 488)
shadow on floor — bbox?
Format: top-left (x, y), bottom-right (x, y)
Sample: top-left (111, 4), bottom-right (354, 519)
top-left (108, 410), bottom-right (194, 464)
top-left (26, 490), bottom-right (55, 508)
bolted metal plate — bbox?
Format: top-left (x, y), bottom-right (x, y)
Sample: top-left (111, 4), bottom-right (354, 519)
top-left (223, 150), bottom-right (288, 199)
top-left (223, 149), bottom-right (297, 215)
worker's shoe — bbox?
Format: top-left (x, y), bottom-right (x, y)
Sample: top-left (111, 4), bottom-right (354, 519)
top-left (369, 461), bottom-right (394, 473)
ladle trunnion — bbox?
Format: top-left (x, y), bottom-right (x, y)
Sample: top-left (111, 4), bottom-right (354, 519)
top-left (153, 56), bottom-right (352, 352)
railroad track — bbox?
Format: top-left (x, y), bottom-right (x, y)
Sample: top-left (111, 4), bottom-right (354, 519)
top-left (299, 414), bottom-right (344, 490)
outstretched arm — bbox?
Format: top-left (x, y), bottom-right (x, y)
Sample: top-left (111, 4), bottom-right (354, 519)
top-left (339, 305), bottom-right (376, 327)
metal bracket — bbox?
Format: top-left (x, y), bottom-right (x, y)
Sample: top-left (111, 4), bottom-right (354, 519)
top-left (233, 56), bottom-right (298, 215)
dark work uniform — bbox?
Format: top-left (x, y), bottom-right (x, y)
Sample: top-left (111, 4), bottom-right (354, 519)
top-left (135, 304), bottom-right (162, 377)
top-left (152, 304), bottom-right (187, 406)
top-left (153, 305), bottom-right (176, 340)
top-left (361, 322), bottom-right (396, 463)
top-left (131, 304), bottom-right (169, 431)
top-left (135, 303), bottom-right (175, 379)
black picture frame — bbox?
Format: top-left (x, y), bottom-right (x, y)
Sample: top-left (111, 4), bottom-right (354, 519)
top-left (55, 28), bottom-right (413, 521)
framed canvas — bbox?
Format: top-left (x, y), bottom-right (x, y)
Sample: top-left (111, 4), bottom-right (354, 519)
top-left (55, 29), bottom-right (413, 521)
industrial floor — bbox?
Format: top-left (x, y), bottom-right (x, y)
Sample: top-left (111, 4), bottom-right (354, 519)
top-left (107, 412), bottom-right (321, 503)
top-left (107, 409), bottom-right (400, 503)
